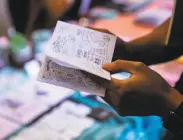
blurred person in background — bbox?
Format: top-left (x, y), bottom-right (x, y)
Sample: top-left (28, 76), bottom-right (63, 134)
top-left (8, 0), bottom-right (30, 34)
top-left (8, 0), bottom-right (49, 38)
top-left (7, 0), bottom-right (108, 38)
top-left (8, 0), bottom-right (74, 38)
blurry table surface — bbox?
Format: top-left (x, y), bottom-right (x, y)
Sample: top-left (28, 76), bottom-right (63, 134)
top-left (92, 0), bottom-right (162, 40)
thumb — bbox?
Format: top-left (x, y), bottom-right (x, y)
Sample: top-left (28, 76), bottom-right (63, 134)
top-left (103, 60), bottom-right (143, 74)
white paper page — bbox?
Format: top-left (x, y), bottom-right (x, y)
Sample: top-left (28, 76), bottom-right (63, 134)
top-left (45, 21), bottom-right (117, 80)
top-left (37, 57), bottom-right (106, 96)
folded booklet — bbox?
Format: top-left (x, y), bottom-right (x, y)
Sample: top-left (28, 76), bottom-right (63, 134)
top-left (37, 21), bottom-right (117, 96)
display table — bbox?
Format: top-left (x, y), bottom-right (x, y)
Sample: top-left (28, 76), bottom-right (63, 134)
top-left (92, 1), bottom-right (162, 40)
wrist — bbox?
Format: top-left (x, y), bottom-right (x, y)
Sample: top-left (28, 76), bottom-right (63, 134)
top-left (162, 88), bottom-right (183, 135)
top-left (163, 88), bottom-right (183, 116)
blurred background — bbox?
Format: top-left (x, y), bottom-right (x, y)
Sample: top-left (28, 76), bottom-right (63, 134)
top-left (0, 0), bottom-right (182, 139)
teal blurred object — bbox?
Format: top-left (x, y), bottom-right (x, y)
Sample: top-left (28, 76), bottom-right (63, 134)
top-left (0, 67), bottom-right (28, 95)
top-left (32, 29), bottom-right (52, 54)
top-left (5, 92), bottom-right (166, 140)
top-left (71, 93), bottom-right (166, 140)
top-left (9, 32), bottom-right (33, 65)
top-left (89, 7), bottom-right (118, 20)
top-left (32, 30), bottom-right (52, 62)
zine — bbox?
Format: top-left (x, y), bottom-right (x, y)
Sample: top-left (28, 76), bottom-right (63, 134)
top-left (37, 21), bottom-right (117, 96)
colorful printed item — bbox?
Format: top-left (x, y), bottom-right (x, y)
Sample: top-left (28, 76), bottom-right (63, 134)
top-left (7, 92), bottom-right (166, 140)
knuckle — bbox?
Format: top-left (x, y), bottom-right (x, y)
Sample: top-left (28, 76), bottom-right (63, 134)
top-left (134, 62), bottom-right (146, 70)
top-left (115, 60), bottom-right (123, 65)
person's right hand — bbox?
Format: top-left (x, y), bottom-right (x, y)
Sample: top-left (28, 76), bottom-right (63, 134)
top-left (93, 60), bottom-right (183, 117)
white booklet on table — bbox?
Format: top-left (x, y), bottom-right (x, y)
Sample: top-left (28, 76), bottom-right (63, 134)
top-left (37, 21), bottom-right (117, 97)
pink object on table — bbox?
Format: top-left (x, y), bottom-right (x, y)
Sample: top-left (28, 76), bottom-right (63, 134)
top-left (0, 36), bottom-right (9, 49)
top-left (158, 1), bottom-right (174, 11)
top-left (0, 117), bottom-right (19, 139)
top-left (119, 36), bottom-right (131, 42)
top-left (149, 61), bottom-right (183, 87)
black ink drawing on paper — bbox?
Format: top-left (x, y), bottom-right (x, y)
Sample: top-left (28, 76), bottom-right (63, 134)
top-left (52, 36), bottom-right (61, 53)
top-left (89, 54), bottom-right (105, 66)
top-left (84, 78), bottom-right (100, 90)
top-left (94, 58), bottom-right (102, 65)
top-left (90, 32), bottom-right (107, 48)
top-left (68, 35), bottom-right (76, 43)
top-left (60, 36), bottom-right (67, 48)
top-left (46, 59), bottom-right (52, 71)
top-left (95, 48), bottom-right (105, 56)
top-left (77, 29), bottom-right (83, 36)
top-left (66, 76), bottom-right (83, 84)
top-left (103, 35), bottom-right (110, 42)
top-left (90, 32), bottom-right (98, 42)
top-left (76, 49), bottom-right (82, 58)
top-left (52, 36), bottom-right (68, 53)
top-left (98, 41), bottom-right (106, 47)
top-left (68, 34), bottom-right (76, 43)
top-left (55, 74), bottom-right (67, 82)
top-left (82, 30), bottom-right (90, 41)
top-left (83, 51), bottom-right (88, 59)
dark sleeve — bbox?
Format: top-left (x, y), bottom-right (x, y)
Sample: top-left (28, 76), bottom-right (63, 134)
top-left (167, 0), bottom-right (183, 45)
top-left (8, 0), bottom-right (30, 33)
top-left (112, 42), bottom-right (183, 65)
top-left (158, 0), bottom-right (183, 63)
top-left (172, 130), bottom-right (183, 140)
top-left (130, 43), bottom-right (183, 65)
top-left (138, 0), bottom-right (183, 65)
top-left (123, 0), bottom-right (183, 65)
top-left (175, 73), bottom-right (183, 95)
top-left (59, 0), bottom-right (82, 21)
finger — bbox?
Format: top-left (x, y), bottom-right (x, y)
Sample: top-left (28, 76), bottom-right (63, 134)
top-left (86, 26), bottom-right (113, 34)
top-left (103, 60), bottom-right (145, 74)
top-left (103, 89), bottom-right (121, 108)
top-left (83, 70), bottom-right (122, 91)
top-left (89, 74), bottom-right (122, 90)
top-left (107, 78), bottom-right (122, 90)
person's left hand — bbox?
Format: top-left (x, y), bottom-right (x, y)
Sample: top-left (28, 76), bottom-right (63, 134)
top-left (87, 27), bottom-right (133, 61)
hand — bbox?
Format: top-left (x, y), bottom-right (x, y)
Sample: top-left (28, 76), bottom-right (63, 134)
top-left (98, 60), bottom-right (183, 117)
top-left (87, 27), bottom-right (172, 65)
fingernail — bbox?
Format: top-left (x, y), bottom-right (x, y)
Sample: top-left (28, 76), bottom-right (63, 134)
top-left (102, 63), bottom-right (110, 68)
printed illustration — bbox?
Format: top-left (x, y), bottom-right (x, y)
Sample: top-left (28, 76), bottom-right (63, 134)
top-left (67, 34), bottom-right (75, 43)
top-left (82, 30), bottom-right (90, 41)
top-left (38, 57), bottom-right (105, 95)
top-left (44, 21), bottom-right (116, 84)
top-left (103, 35), bottom-right (111, 42)
top-left (77, 29), bottom-right (83, 36)
top-left (52, 36), bottom-right (61, 53)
